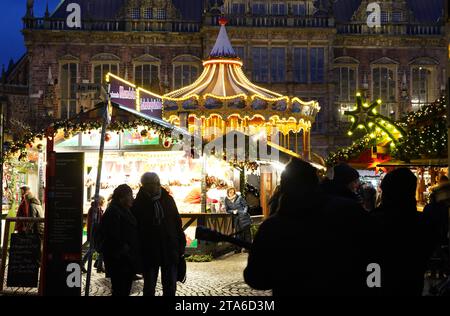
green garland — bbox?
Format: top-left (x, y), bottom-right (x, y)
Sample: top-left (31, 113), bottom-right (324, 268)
top-left (3, 117), bottom-right (176, 161)
top-left (393, 97), bottom-right (447, 161)
top-left (325, 134), bottom-right (378, 167)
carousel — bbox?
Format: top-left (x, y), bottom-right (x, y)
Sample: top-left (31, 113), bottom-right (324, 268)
top-left (163, 17), bottom-right (320, 161)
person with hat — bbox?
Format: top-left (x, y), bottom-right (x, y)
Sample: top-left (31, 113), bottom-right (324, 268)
top-left (131, 172), bottom-right (186, 296)
top-left (16, 185), bottom-right (44, 238)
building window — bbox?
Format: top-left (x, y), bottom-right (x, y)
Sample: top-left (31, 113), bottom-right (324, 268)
top-left (252, 47), bottom-right (269, 82)
top-left (234, 46), bottom-right (245, 61)
top-left (334, 67), bottom-right (357, 102)
top-left (270, 48), bottom-right (285, 82)
top-left (292, 3), bottom-right (307, 16)
top-left (155, 8), bottom-right (166, 20)
top-left (372, 67), bottom-right (396, 102)
top-left (392, 11), bottom-right (402, 23)
top-left (310, 47), bottom-right (325, 83)
top-left (312, 107), bottom-right (324, 132)
top-left (173, 64), bottom-right (199, 89)
top-left (93, 63), bottom-right (118, 85)
top-left (293, 48), bottom-right (307, 83)
top-left (231, 3), bottom-right (245, 14)
top-left (135, 64), bottom-right (160, 91)
top-left (130, 8), bottom-right (140, 19)
top-left (144, 8), bottom-right (153, 19)
top-left (252, 3), bottom-right (267, 15)
top-left (271, 3), bottom-right (286, 15)
top-left (60, 63), bottom-right (78, 119)
top-left (411, 67), bottom-right (432, 110)
top-left (381, 11), bottom-right (389, 23)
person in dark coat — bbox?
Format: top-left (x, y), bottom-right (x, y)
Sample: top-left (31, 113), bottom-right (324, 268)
top-left (82, 196), bottom-right (105, 273)
top-left (244, 158), bottom-right (373, 296)
top-left (370, 168), bottom-right (438, 296)
top-left (16, 186), bottom-right (44, 238)
top-left (101, 184), bottom-right (140, 296)
top-left (132, 172), bottom-right (186, 296)
top-left (322, 163), bottom-right (361, 203)
top-left (225, 187), bottom-right (252, 252)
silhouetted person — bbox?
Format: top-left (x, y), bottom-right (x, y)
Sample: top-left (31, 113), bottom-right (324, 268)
top-left (268, 185), bottom-right (281, 216)
top-left (82, 196), bottom-right (106, 273)
top-left (245, 158), bottom-right (372, 295)
top-left (132, 172), bottom-right (186, 296)
top-left (371, 168), bottom-right (437, 296)
top-left (322, 163), bottom-right (361, 203)
top-left (101, 184), bottom-right (140, 296)
top-left (225, 187), bottom-right (252, 253)
top-left (244, 159), bottom-right (331, 295)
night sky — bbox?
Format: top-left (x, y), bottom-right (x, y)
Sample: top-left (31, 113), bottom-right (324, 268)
top-left (0, 0), bottom-right (60, 71)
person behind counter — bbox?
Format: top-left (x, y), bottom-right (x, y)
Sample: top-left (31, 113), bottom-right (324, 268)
top-left (225, 187), bottom-right (252, 253)
top-left (132, 172), bottom-right (186, 296)
top-left (101, 184), bottom-right (140, 296)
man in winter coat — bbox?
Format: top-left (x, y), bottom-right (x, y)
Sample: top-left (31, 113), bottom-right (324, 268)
top-left (16, 186), bottom-right (44, 238)
top-left (132, 172), bottom-right (186, 296)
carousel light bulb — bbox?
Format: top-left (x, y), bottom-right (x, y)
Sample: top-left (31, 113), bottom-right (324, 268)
top-left (356, 92), bottom-right (361, 97)
top-left (377, 99), bottom-right (382, 104)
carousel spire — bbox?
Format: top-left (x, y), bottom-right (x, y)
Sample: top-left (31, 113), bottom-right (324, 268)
top-left (209, 17), bottom-right (237, 59)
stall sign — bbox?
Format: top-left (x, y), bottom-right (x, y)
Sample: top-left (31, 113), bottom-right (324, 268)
top-left (138, 88), bottom-right (163, 119)
top-left (108, 74), bottom-right (137, 111)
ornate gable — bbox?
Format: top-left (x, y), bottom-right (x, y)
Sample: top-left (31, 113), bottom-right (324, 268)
top-left (118, 0), bottom-right (181, 20)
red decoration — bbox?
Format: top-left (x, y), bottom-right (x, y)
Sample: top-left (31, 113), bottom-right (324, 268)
top-left (105, 133), bottom-right (111, 142)
top-left (163, 138), bottom-right (172, 148)
top-left (218, 17), bottom-right (228, 26)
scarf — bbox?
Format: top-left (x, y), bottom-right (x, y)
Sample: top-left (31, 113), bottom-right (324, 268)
top-left (151, 188), bottom-right (165, 225)
top-left (228, 194), bottom-right (238, 203)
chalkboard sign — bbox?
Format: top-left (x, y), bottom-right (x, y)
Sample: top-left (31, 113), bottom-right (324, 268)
top-left (44, 152), bottom-right (84, 296)
top-left (7, 233), bottom-right (41, 288)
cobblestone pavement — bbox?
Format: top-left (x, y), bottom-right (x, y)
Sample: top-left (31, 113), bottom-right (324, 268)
top-left (84, 253), bottom-right (272, 296)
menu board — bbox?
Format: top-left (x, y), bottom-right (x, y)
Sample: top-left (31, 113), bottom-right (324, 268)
top-left (44, 152), bottom-right (84, 296)
top-left (7, 233), bottom-right (41, 288)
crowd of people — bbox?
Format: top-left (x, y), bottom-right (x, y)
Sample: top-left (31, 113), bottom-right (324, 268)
top-left (13, 158), bottom-right (448, 296)
top-left (244, 158), bottom-right (449, 296)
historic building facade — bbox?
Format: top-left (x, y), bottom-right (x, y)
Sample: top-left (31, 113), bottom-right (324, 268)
top-left (1, 0), bottom-right (447, 157)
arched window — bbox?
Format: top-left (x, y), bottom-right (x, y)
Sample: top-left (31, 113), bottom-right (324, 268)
top-left (59, 55), bottom-right (79, 119)
top-left (172, 55), bottom-right (201, 89)
top-left (91, 53), bottom-right (120, 85)
top-left (133, 54), bottom-right (161, 91)
top-left (410, 57), bottom-right (438, 111)
top-left (333, 57), bottom-right (359, 102)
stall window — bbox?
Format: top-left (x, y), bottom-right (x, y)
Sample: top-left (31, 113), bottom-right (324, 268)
top-left (270, 48), bottom-right (286, 82)
top-left (252, 47), bottom-right (269, 82)
top-left (135, 64), bottom-right (160, 91)
top-left (372, 66), bottom-right (396, 102)
top-left (93, 63), bottom-right (118, 85)
top-left (60, 62), bottom-right (78, 119)
top-left (173, 64), bottom-right (199, 89)
top-left (310, 47), bottom-right (325, 83)
top-left (293, 47), bottom-right (307, 83)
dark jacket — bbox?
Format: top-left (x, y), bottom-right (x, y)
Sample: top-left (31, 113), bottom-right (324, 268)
top-left (132, 188), bottom-right (186, 267)
top-left (370, 205), bottom-right (436, 296)
top-left (225, 195), bottom-right (250, 230)
top-left (321, 178), bottom-right (361, 203)
top-left (87, 203), bottom-right (104, 242)
top-left (101, 202), bottom-right (140, 273)
top-left (244, 193), bottom-right (373, 296)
